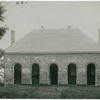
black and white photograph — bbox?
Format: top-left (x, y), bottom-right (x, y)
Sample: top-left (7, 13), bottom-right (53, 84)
top-left (0, 0), bottom-right (100, 99)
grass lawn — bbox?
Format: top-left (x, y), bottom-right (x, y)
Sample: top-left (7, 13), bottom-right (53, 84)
top-left (0, 85), bottom-right (100, 99)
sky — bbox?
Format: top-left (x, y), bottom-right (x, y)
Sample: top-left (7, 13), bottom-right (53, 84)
top-left (0, 1), bottom-right (100, 49)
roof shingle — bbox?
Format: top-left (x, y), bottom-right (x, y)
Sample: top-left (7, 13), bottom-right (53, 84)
top-left (5, 28), bottom-right (100, 53)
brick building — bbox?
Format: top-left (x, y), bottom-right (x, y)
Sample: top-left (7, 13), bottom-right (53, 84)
top-left (4, 28), bottom-right (100, 85)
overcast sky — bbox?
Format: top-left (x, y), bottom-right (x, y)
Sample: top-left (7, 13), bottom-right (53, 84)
top-left (0, 1), bottom-right (100, 49)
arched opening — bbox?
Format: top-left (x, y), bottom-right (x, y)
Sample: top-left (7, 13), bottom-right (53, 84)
top-left (32, 63), bottom-right (39, 84)
top-left (50, 64), bottom-right (58, 85)
top-left (68, 64), bottom-right (76, 85)
top-left (14, 63), bottom-right (21, 84)
top-left (87, 64), bottom-right (95, 85)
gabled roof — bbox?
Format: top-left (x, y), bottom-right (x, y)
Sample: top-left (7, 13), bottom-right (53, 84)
top-left (5, 28), bottom-right (100, 53)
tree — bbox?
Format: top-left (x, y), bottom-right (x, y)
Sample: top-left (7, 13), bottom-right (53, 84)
top-left (0, 2), bottom-right (7, 39)
top-left (0, 2), bottom-right (7, 58)
top-left (0, 2), bottom-right (7, 85)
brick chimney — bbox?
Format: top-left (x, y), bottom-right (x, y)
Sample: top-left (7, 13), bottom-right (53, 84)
top-left (67, 26), bottom-right (71, 29)
top-left (11, 30), bottom-right (15, 45)
top-left (41, 26), bottom-right (44, 30)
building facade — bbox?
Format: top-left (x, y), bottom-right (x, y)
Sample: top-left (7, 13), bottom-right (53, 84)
top-left (4, 28), bottom-right (100, 85)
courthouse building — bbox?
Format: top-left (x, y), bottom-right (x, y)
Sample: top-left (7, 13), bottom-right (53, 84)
top-left (4, 27), bottom-right (100, 85)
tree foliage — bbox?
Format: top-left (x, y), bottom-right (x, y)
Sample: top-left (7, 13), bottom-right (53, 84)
top-left (0, 2), bottom-right (6, 84)
top-left (0, 2), bottom-right (7, 39)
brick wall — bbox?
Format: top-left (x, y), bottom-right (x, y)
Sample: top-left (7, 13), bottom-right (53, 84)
top-left (4, 53), bottom-right (100, 85)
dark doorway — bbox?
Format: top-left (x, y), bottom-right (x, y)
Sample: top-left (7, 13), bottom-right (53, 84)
top-left (50, 64), bottom-right (58, 85)
top-left (32, 64), bottom-right (39, 84)
top-left (68, 64), bottom-right (76, 85)
top-left (87, 64), bottom-right (95, 85)
top-left (14, 64), bottom-right (21, 84)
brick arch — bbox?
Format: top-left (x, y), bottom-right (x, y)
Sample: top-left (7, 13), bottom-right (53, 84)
top-left (32, 63), bottom-right (39, 85)
top-left (50, 63), bottom-right (58, 85)
top-left (14, 63), bottom-right (21, 84)
top-left (87, 63), bottom-right (95, 85)
top-left (68, 63), bottom-right (76, 85)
